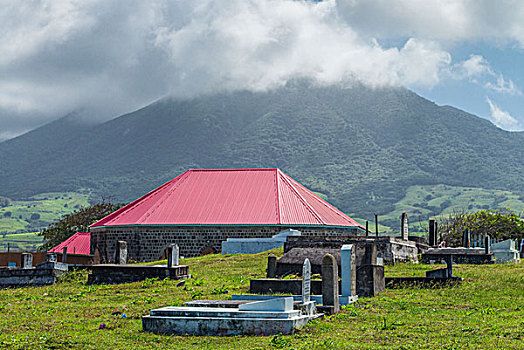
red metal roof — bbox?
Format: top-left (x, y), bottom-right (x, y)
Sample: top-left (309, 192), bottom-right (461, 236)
top-left (49, 232), bottom-right (91, 255)
top-left (91, 169), bottom-right (364, 229)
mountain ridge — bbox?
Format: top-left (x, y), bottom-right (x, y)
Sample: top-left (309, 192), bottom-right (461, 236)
top-left (1, 83), bottom-right (522, 220)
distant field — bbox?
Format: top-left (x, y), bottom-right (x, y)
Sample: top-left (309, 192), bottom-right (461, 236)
top-left (1, 232), bottom-right (43, 252)
top-left (351, 184), bottom-right (524, 236)
top-left (0, 191), bottom-right (91, 236)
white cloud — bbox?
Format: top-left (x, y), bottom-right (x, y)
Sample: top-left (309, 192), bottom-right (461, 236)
top-left (0, 0), bottom-right (523, 137)
top-left (451, 55), bottom-right (521, 95)
top-left (336, 0), bottom-right (524, 47)
top-left (486, 97), bottom-right (522, 131)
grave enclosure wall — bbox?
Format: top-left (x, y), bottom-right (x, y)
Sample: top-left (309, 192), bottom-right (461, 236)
top-left (91, 226), bottom-right (361, 263)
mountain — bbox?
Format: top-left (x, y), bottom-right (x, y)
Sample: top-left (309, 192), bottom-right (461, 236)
top-left (1, 82), bottom-right (523, 223)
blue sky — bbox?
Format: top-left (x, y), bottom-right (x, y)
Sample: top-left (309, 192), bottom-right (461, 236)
top-left (0, 0), bottom-right (523, 141)
top-left (414, 44), bottom-right (523, 130)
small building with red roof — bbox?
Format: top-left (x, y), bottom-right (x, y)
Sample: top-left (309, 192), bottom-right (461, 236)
top-left (49, 232), bottom-right (92, 256)
top-left (90, 169), bottom-right (365, 262)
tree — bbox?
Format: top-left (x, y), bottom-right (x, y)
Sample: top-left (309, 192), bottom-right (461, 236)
top-left (439, 209), bottom-right (524, 247)
top-left (38, 201), bottom-right (124, 251)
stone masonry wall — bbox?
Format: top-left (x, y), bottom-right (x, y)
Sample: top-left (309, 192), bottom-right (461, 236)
top-left (90, 226), bottom-right (359, 263)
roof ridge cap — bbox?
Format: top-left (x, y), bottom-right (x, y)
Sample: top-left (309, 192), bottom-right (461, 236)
top-left (278, 170), bottom-right (326, 225)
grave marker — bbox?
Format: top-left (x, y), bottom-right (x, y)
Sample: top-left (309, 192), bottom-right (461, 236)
top-left (401, 212), bottom-right (408, 240)
top-left (321, 254), bottom-right (340, 313)
top-left (116, 241), bottom-right (128, 265)
top-left (340, 244), bottom-right (356, 297)
top-left (302, 258), bottom-right (311, 303)
top-left (21, 253), bottom-right (33, 269)
top-left (46, 253), bottom-right (57, 263)
top-left (167, 244), bottom-right (179, 267)
top-left (267, 254), bottom-right (277, 278)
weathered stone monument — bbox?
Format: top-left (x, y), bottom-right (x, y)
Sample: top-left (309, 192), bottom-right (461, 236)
top-left (356, 243), bottom-right (385, 297)
top-left (115, 241), bottom-right (128, 264)
top-left (302, 258), bottom-right (311, 303)
top-left (167, 244), bottom-right (179, 267)
top-left (267, 254), bottom-right (277, 278)
top-left (321, 254), bottom-right (339, 314)
top-left (401, 212), bottom-right (408, 240)
top-left (462, 229), bottom-right (471, 248)
top-left (21, 253), bottom-right (33, 269)
top-left (428, 220), bottom-right (438, 247)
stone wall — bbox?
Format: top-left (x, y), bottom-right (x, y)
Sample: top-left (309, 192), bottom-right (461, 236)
top-left (90, 226), bottom-right (360, 263)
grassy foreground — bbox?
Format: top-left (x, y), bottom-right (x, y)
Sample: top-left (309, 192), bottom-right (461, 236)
top-left (1, 250), bottom-right (523, 349)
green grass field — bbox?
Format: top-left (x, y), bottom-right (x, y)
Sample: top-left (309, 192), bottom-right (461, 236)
top-left (1, 249), bottom-right (523, 349)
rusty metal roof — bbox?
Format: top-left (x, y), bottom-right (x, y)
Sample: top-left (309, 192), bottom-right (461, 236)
top-left (90, 169), bottom-right (364, 228)
top-left (49, 232), bottom-right (91, 255)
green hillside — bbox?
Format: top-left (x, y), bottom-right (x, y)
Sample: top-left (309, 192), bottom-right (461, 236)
top-left (0, 192), bottom-right (90, 239)
top-left (0, 83), bottom-right (523, 233)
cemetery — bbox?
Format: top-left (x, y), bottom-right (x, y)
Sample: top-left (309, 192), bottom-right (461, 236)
top-left (1, 198), bottom-right (522, 347)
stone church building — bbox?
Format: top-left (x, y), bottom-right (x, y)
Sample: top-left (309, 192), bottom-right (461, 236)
top-left (90, 168), bottom-right (365, 262)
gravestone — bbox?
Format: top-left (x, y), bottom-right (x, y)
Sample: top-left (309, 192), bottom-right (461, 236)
top-left (429, 220), bottom-right (437, 246)
top-left (400, 212), bottom-right (408, 240)
top-left (462, 229), bottom-right (471, 248)
top-left (302, 259), bottom-right (311, 303)
top-left (21, 253), bottom-right (33, 269)
top-left (46, 253), bottom-right (57, 263)
top-left (267, 254), bottom-right (277, 278)
top-left (62, 247), bottom-right (68, 263)
top-left (356, 243), bottom-right (385, 297)
top-left (167, 244), bottom-right (179, 267)
top-left (340, 244), bottom-right (356, 297)
top-left (321, 254), bottom-right (340, 314)
top-left (116, 241), bottom-right (128, 265)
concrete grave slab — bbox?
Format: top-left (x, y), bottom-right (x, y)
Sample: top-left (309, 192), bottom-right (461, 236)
top-left (239, 297), bottom-right (293, 312)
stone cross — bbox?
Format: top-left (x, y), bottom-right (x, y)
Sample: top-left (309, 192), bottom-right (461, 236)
top-left (62, 247), bottom-right (68, 263)
top-left (302, 258), bottom-right (311, 303)
top-left (322, 254), bottom-right (340, 313)
top-left (167, 244), bottom-right (179, 267)
top-left (267, 254), bottom-right (277, 278)
top-left (401, 212), bottom-right (408, 240)
top-left (341, 244), bottom-right (356, 297)
top-left (116, 241), bottom-right (128, 265)
top-left (21, 253), bottom-right (33, 269)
